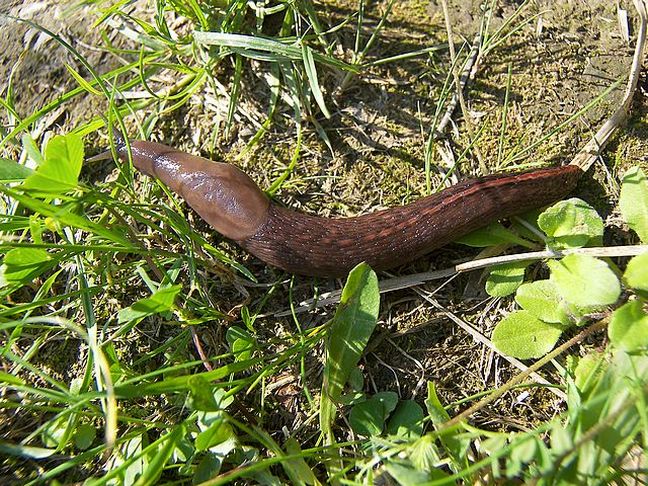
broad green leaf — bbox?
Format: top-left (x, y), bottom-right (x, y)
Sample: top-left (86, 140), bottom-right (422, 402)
top-left (74, 424), bottom-right (96, 451)
top-left (409, 434), bottom-right (442, 473)
top-left (507, 436), bottom-right (538, 478)
top-left (572, 351), bottom-right (606, 393)
top-left (608, 300), bottom-right (648, 352)
top-left (226, 326), bottom-right (256, 362)
top-left (22, 133), bottom-right (44, 167)
top-left (0, 248), bottom-right (53, 289)
top-left (41, 416), bottom-right (70, 449)
top-left (492, 310), bottom-right (564, 359)
top-left (423, 382), bottom-right (468, 469)
top-left (374, 391), bottom-right (399, 416)
top-left (457, 222), bottom-right (530, 247)
top-left (485, 261), bottom-right (528, 297)
top-left (548, 255), bottom-right (621, 307)
top-left (195, 419), bottom-right (234, 452)
top-left (550, 422), bottom-right (574, 456)
top-left (515, 280), bottom-right (571, 325)
top-left (386, 400), bottom-right (424, 439)
top-left (284, 438), bottom-right (319, 486)
top-left (0, 157), bottom-right (33, 181)
top-left (349, 391), bottom-right (398, 438)
top-left (22, 133), bottom-right (83, 192)
top-left (348, 367), bottom-right (364, 392)
top-left (193, 454), bottom-right (223, 483)
top-left (349, 397), bottom-right (386, 437)
top-left (188, 376), bottom-right (222, 412)
top-left (623, 253), bottom-right (648, 295)
top-left (619, 167), bottom-right (648, 242)
top-left (424, 381), bottom-right (450, 424)
top-left (538, 198), bottom-right (603, 249)
top-left (384, 461), bottom-right (439, 485)
top-left (106, 433), bottom-right (148, 485)
top-left (320, 263), bottom-right (379, 438)
top-left (117, 284), bottom-right (181, 324)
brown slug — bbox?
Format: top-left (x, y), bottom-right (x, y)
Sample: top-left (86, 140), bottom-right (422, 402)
top-left (106, 139), bottom-right (583, 277)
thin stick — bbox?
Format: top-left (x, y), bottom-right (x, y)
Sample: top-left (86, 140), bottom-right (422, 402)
top-left (413, 288), bottom-right (567, 400)
top-left (276, 245), bottom-right (648, 316)
top-left (432, 31), bottom-right (482, 140)
top-left (439, 0), bottom-right (486, 172)
top-left (437, 320), bottom-right (608, 431)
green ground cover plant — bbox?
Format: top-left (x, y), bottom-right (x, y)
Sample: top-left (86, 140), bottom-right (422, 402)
top-left (1, 0), bottom-right (647, 484)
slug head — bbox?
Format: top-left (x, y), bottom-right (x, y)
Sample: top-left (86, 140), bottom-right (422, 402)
top-left (122, 140), bottom-right (270, 241)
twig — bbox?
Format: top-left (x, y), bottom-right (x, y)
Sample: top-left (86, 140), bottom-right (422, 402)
top-left (436, 320), bottom-right (608, 432)
top-left (431, 31), bottom-right (482, 140)
top-left (275, 245), bottom-right (648, 316)
top-left (439, 0), bottom-right (486, 172)
top-left (412, 287), bottom-right (568, 400)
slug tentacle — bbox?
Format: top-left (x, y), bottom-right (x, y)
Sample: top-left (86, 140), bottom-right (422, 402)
top-left (114, 139), bottom-right (583, 277)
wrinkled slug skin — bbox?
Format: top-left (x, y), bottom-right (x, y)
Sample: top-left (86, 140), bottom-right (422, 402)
top-left (121, 141), bottom-right (583, 277)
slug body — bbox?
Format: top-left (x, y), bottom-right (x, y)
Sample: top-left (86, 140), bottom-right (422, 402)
top-left (122, 140), bottom-right (583, 277)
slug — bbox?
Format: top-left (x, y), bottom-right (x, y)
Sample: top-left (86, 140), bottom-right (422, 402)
top-left (103, 139), bottom-right (583, 277)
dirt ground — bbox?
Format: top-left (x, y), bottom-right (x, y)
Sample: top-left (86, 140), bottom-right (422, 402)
top-left (1, 0), bottom-right (647, 468)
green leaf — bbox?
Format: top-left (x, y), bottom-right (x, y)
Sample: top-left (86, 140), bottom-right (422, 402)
top-left (22, 133), bottom-right (83, 192)
top-left (320, 263), bottom-right (379, 438)
top-left (349, 398), bottom-right (385, 437)
top-left (0, 441), bottom-right (55, 459)
top-left (457, 222), bottom-right (530, 247)
top-left (608, 300), bottom-right (648, 352)
top-left (515, 280), bottom-right (571, 325)
top-left (623, 253), bottom-right (648, 296)
top-left (301, 43), bottom-right (330, 118)
top-left (485, 261), bottom-right (528, 297)
top-left (74, 423), bottom-right (96, 450)
top-left (409, 434), bottom-right (442, 473)
top-left (548, 254), bottom-right (621, 307)
top-left (193, 454), bottom-right (223, 483)
top-left (619, 167), bottom-right (648, 242)
top-left (348, 367), bottom-right (364, 392)
top-left (41, 416), bottom-right (70, 449)
top-left (195, 419), bottom-right (235, 452)
top-left (0, 157), bottom-right (33, 181)
top-left (492, 310), bottom-right (565, 359)
top-left (133, 425), bottom-right (184, 486)
top-left (424, 381), bottom-right (450, 424)
top-left (192, 31), bottom-right (358, 73)
top-left (386, 400), bottom-right (424, 439)
top-left (349, 391), bottom-right (398, 438)
top-left (0, 248), bottom-right (53, 289)
top-left (118, 284), bottom-right (181, 324)
top-left (284, 438), bottom-right (318, 486)
top-left (0, 185), bottom-right (134, 248)
top-left (226, 326), bottom-right (256, 362)
top-left (538, 198), bottom-right (604, 249)
top-left (384, 461), bottom-right (439, 485)
top-left (0, 371), bottom-right (25, 386)
top-left (188, 376), bottom-right (222, 412)
top-left (572, 351), bottom-right (606, 393)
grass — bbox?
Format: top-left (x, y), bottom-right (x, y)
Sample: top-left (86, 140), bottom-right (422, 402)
top-left (1, 0), bottom-right (648, 484)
